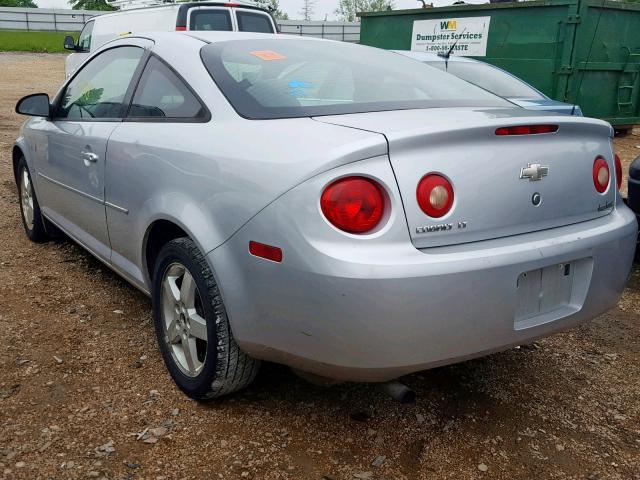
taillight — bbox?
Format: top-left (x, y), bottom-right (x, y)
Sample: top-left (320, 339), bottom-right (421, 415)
top-left (614, 153), bottom-right (622, 190)
top-left (175, 26), bottom-right (187, 31)
top-left (320, 176), bottom-right (385, 234)
top-left (593, 156), bottom-right (610, 194)
top-left (495, 125), bottom-right (558, 136)
top-left (417, 174), bottom-right (454, 218)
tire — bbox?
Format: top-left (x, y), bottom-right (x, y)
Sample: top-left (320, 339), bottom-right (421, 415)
top-left (152, 237), bottom-right (260, 400)
top-left (16, 156), bottom-right (49, 243)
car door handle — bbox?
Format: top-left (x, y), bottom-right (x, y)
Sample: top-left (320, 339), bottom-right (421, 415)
top-left (81, 151), bottom-right (99, 163)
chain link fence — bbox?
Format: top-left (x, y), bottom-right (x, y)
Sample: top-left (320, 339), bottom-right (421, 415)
top-left (0, 7), bottom-right (103, 31)
top-left (278, 20), bottom-right (360, 43)
top-left (0, 7), bottom-right (360, 42)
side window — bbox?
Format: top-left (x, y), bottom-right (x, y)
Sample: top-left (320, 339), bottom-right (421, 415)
top-left (236, 11), bottom-right (274, 33)
top-left (77, 20), bottom-right (94, 51)
top-left (128, 56), bottom-right (207, 120)
top-left (57, 46), bottom-right (144, 120)
top-left (189, 10), bottom-right (232, 31)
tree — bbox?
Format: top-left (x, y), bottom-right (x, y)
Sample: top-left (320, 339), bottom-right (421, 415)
top-left (335, 0), bottom-right (394, 22)
top-left (68, 0), bottom-right (116, 11)
top-left (253, 0), bottom-right (289, 20)
top-left (299, 0), bottom-right (315, 21)
top-left (0, 0), bottom-right (37, 7)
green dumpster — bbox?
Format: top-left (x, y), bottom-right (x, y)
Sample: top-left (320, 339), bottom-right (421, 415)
top-left (359, 0), bottom-right (640, 127)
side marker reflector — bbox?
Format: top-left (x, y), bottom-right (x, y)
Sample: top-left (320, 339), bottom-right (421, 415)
top-left (249, 241), bottom-right (282, 263)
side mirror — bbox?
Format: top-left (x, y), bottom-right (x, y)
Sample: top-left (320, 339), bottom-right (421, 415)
top-left (64, 35), bottom-right (77, 51)
top-left (16, 93), bottom-right (51, 117)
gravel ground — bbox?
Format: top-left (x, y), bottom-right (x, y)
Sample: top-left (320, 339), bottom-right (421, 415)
top-left (0, 52), bottom-right (639, 480)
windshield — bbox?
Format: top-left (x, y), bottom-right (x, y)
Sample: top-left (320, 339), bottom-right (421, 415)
top-left (425, 61), bottom-right (545, 99)
top-left (200, 39), bottom-right (511, 119)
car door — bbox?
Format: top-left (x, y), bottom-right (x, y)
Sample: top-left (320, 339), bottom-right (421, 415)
top-left (36, 45), bottom-right (146, 262)
top-left (104, 54), bottom-right (210, 288)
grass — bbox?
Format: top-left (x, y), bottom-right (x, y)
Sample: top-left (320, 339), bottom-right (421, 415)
top-left (0, 30), bottom-right (76, 53)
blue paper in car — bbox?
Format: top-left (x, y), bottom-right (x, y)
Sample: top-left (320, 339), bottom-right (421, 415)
top-left (288, 80), bottom-right (312, 97)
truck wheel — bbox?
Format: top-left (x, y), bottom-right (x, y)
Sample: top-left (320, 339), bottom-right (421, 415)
top-left (17, 157), bottom-right (49, 243)
top-left (152, 237), bottom-right (260, 400)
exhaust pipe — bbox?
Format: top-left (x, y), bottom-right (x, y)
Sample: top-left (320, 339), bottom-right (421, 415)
top-left (380, 381), bottom-right (416, 404)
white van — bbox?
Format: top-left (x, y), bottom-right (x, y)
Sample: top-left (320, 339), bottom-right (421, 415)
top-left (63, 1), bottom-right (278, 77)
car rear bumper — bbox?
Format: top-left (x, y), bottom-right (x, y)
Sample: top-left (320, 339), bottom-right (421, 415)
top-left (208, 204), bottom-right (637, 382)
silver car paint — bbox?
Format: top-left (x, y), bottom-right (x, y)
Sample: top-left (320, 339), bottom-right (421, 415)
top-left (30, 119), bottom-right (117, 262)
top-left (209, 173), bottom-right (636, 380)
top-left (315, 109), bottom-right (616, 248)
top-left (15, 32), bottom-right (638, 382)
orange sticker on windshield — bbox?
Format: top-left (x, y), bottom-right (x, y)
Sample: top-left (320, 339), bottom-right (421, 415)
top-left (250, 50), bottom-right (286, 61)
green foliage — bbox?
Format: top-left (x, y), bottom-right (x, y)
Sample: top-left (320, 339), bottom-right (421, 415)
top-left (253, 0), bottom-right (289, 20)
top-left (0, 30), bottom-right (76, 53)
top-left (68, 0), bottom-right (116, 11)
top-left (0, 0), bottom-right (37, 7)
top-left (335, 0), bottom-right (394, 22)
top-left (75, 87), bottom-right (104, 107)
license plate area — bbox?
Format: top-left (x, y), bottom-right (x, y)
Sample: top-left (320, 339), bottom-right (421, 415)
top-left (514, 258), bottom-right (593, 330)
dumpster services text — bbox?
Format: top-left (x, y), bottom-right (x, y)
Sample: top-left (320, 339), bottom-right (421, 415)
top-left (410, 17), bottom-right (491, 56)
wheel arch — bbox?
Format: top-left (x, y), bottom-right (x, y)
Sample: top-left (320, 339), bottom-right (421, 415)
top-left (143, 218), bottom-right (190, 286)
top-left (12, 144), bottom-right (26, 185)
top-left (141, 215), bottom-right (222, 286)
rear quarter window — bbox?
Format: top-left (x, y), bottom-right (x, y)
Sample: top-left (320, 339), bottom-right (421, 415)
top-left (128, 56), bottom-right (207, 120)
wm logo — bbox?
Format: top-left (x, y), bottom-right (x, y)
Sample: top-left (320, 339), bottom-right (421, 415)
top-left (440, 20), bottom-right (457, 30)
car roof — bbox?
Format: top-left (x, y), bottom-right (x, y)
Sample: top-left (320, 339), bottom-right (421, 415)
top-left (102, 30), bottom-right (323, 53)
top-left (184, 30), bottom-right (324, 44)
top-left (99, 29), bottom-right (363, 57)
top-left (391, 50), bottom-right (480, 63)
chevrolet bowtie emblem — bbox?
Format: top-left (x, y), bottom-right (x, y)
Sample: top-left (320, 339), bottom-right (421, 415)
top-left (520, 163), bottom-right (549, 181)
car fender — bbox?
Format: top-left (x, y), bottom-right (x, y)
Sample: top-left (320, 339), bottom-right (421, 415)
top-left (12, 133), bottom-right (33, 183)
top-left (108, 193), bottom-right (220, 290)
top-left (206, 154), bottom-right (409, 348)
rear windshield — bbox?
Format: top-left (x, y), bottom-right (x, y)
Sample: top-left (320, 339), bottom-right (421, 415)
top-left (190, 10), bottom-right (232, 31)
top-left (425, 61), bottom-right (545, 99)
top-left (200, 39), bottom-right (512, 119)
top-left (236, 11), bottom-right (274, 33)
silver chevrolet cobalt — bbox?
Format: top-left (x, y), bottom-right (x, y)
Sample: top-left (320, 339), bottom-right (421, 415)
top-left (13, 32), bottom-right (637, 400)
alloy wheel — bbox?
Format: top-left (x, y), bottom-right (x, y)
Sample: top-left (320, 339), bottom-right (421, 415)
top-left (161, 262), bottom-right (208, 377)
top-left (20, 167), bottom-right (34, 230)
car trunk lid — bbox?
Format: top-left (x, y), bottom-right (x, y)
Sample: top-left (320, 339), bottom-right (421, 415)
top-left (314, 107), bottom-right (616, 249)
